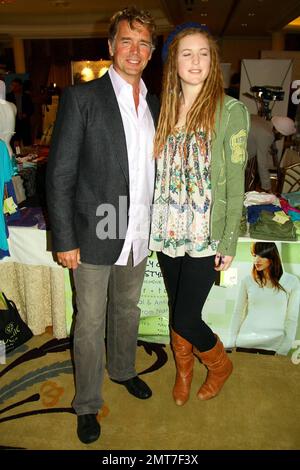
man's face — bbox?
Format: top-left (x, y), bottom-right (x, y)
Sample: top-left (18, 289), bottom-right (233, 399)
top-left (108, 20), bottom-right (153, 84)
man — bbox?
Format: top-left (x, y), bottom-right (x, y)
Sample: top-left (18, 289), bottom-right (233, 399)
top-left (46, 7), bottom-right (158, 444)
top-left (247, 114), bottom-right (296, 192)
top-left (6, 78), bottom-right (34, 147)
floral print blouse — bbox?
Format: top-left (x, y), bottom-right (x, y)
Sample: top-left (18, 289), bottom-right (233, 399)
top-left (149, 127), bottom-right (218, 258)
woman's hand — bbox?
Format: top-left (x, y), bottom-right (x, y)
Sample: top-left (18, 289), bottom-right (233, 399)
top-left (57, 248), bottom-right (81, 270)
top-left (214, 253), bottom-right (234, 271)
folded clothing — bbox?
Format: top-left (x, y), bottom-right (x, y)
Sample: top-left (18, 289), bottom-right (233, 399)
top-left (281, 191), bottom-right (300, 207)
top-left (7, 206), bottom-right (48, 230)
top-left (247, 204), bottom-right (281, 223)
top-left (280, 197), bottom-right (300, 214)
top-left (249, 210), bottom-right (297, 241)
top-left (244, 191), bottom-right (280, 207)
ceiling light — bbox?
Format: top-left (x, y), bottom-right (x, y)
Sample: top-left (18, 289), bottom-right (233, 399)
top-left (287, 16), bottom-right (300, 26)
top-left (49, 0), bottom-right (70, 7)
top-left (81, 67), bottom-right (94, 82)
top-left (0, 1), bottom-right (16, 5)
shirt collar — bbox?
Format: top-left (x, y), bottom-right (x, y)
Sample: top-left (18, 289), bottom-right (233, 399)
top-left (108, 64), bottom-right (147, 99)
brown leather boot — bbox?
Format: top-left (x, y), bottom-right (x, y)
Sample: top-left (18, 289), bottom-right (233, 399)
top-left (194, 335), bottom-right (233, 400)
top-left (171, 330), bottom-right (194, 406)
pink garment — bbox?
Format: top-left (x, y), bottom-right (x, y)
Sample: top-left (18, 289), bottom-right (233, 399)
top-left (279, 197), bottom-right (300, 214)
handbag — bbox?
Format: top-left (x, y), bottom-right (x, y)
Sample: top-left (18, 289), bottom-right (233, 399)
top-left (0, 292), bottom-right (33, 354)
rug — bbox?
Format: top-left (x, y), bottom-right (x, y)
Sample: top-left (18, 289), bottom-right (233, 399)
top-left (1, 331), bottom-right (300, 450)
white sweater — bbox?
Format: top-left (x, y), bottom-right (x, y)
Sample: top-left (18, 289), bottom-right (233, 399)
top-left (231, 272), bottom-right (300, 355)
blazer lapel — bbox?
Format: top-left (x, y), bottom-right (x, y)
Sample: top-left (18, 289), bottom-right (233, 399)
top-left (95, 75), bottom-right (159, 187)
top-left (99, 74), bottom-right (129, 186)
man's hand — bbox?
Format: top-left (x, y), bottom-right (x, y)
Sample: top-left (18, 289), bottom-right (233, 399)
top-left (214, 253), bottom-right (234, 271)
top-left (57, 249), bottom-right (81, 270)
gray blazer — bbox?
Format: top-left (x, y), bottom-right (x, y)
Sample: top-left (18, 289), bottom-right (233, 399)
top-left (46, 72), bottom-right (159, 265)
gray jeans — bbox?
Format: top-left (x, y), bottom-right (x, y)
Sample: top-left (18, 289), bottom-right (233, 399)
top-left (72, 253), bottom-right (147, 415)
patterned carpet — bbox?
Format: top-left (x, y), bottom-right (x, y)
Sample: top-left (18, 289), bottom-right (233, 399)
top-left (0, 331), bottom-right (168, 450)
top-left (1, 331), bottom-right (300, 451)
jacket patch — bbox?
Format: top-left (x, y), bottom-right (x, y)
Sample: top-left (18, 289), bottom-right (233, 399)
top-left (230, 129), bottom-right (247, 164)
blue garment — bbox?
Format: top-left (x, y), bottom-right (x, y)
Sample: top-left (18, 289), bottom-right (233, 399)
top-left (0, 139), bottom-right (13, 259)
top-left (288, 210), bottom-right (300, 222)
top-left (247, 204), bottom-right (281, 224)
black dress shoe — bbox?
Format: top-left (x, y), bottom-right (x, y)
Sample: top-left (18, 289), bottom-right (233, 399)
top-left (77, 414), bottom-right (101, 444)
top-left (112, 376), bottom-right (152, 399)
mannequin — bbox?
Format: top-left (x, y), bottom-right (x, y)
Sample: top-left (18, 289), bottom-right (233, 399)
top-left (0, 80), bottom-right (17, 157)
top-left (0, 80), bottom-right (26, 203)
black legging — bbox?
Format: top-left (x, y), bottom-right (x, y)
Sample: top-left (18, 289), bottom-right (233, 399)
top-left (157, 252), bottom-right (217, 352)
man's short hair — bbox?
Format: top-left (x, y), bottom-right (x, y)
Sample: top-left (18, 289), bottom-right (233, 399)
top-left (108, 6), bottom-right (156, 47)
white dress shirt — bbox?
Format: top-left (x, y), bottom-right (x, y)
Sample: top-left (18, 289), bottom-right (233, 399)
top-left (108, 66), bottom-right (155, 266)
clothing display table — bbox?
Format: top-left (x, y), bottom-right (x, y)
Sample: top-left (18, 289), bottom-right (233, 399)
top-left (17, 145), bottom-right (49, 204)
top-left (0, 225), bottom-right (69, 339)
top-left (1, 222), bottom-right (299, 349)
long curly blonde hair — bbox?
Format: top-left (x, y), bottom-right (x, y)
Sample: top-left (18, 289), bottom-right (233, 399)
top-left (154, 28), bottom-right (224, 157)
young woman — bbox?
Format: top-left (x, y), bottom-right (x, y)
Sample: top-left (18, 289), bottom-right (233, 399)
top-left (232, 242), bottom-right (300, 355)
top-left (149, 24), bottom-right (250, 406)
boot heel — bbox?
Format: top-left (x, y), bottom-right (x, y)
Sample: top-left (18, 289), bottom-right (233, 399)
top-left (194, 335), bottom-right (233, 400)
top-left (171, 330), bottom-right (194, 406)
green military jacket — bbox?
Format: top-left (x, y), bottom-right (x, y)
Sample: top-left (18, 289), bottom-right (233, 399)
top-left (210, 95), bottom-right (250, 256)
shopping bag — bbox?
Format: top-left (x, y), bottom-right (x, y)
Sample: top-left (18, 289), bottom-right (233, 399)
top-left (3, 183), bottom-right (18, 215)
top-left (0, 292), bottom-right (33, 353)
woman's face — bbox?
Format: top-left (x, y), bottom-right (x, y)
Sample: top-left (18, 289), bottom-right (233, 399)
top-left (177, 33), bottom-right (211, 90)
top-left (252, 254), bottom-right (272, 272)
